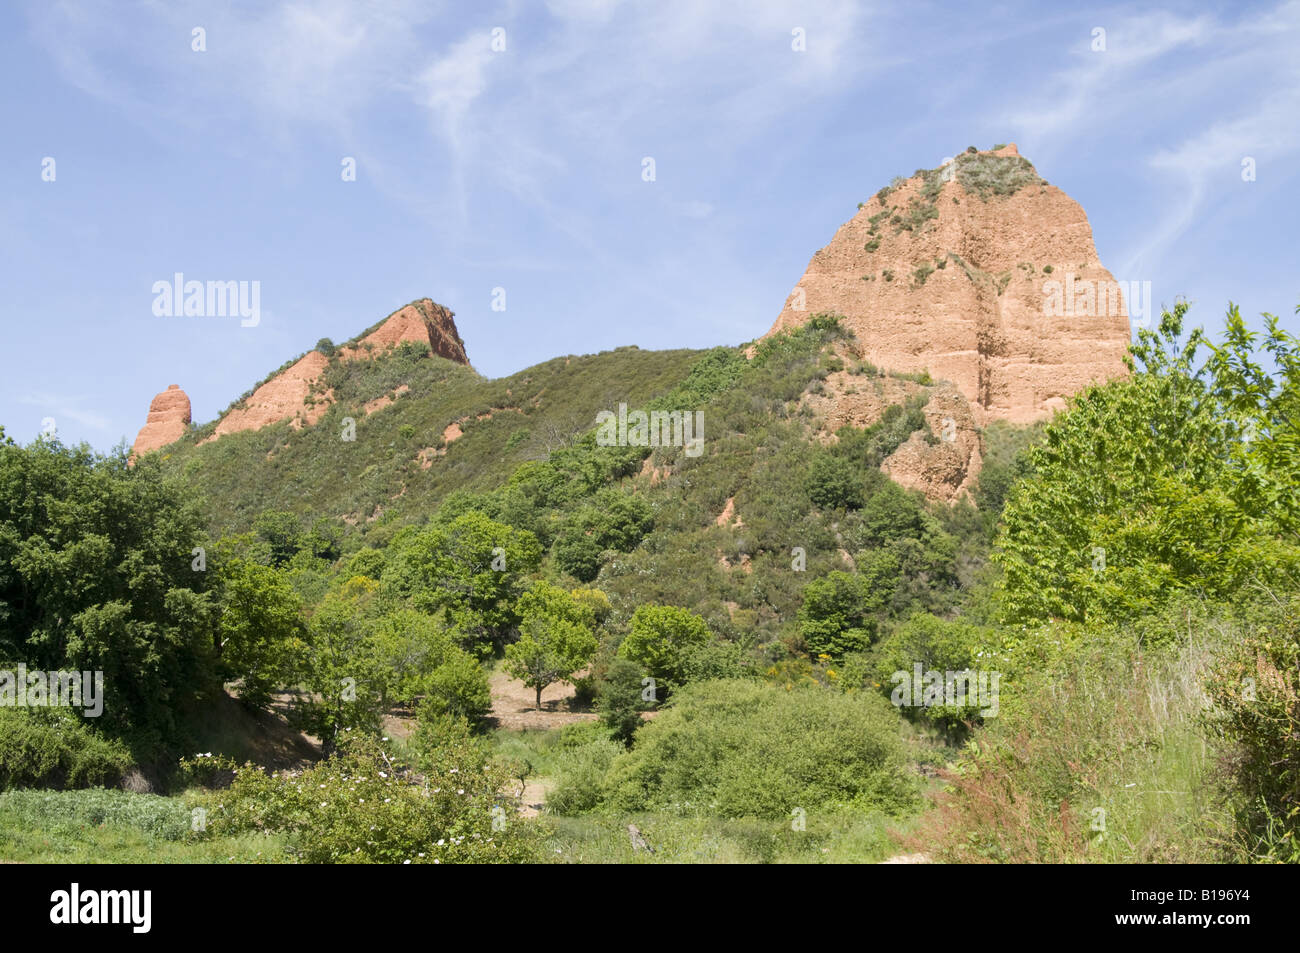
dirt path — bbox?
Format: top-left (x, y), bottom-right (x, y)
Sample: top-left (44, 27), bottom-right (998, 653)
top-left (487, 668), bottom-right (597, 731)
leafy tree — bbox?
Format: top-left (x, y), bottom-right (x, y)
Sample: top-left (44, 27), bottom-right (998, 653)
top-left (554, 490), bottom-right (653, 582)
top-left (1206, 304), bottom-right (1300, 536)
top-left (0, 441), bottom-right (217, 746)
top-left (797, 571), bottom-right (887, 657)
top-left (595, 656), bottom-right (648, 745)
top-left (806, 454), bottom-right (865, 510)
top-left (504, 615), bottom-right (597, 710)
top-left (252, 510), bottom-right (304, 566)
top-left (387, 512), bottom-right (542, 656)
top-left (995, 302), bottom-right (1300, 625)
top-left (293, 577), bottom-right (387, 755)
top-left (618, 604), bottom-right (711, 690)
top-left (553, 527), bottom-right (605, 582)
top-left (504, 587), bottom-right (599, 710)
top-left (214, 556), bottom-right (307, 710)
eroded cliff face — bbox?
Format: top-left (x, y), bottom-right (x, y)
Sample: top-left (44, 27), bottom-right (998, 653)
top-left (130, 385), bottom-right (191, 459)
top-left (767, 145), bottom-right (1132, 426)
top-left (132, 298), bottom-right (470, 453)
top-left (769, 145), bottom-right (1132, 502)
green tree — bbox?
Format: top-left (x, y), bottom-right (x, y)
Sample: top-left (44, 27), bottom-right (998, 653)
top-left (0, 441), bottom-right (217, 746)
top-left (806, 454), bottom-right (865, 510)
top-left (596, 656), bottom-right (649, 745)
top-left (214, 556), bottom-right (307, 710)
top-left (388, 512), bottom-right (542, 656)
top-left (293, 577), bottom-right (387, 755)
top-left (504, 615), bottom-right (597, 710)
top-left (252, 510), bottom-right (304, 566)
top-left (994, 302), bottom-right (1300, 625)
top-left (617, 604), bottom-right (711, 690)
top-left (797, 571), bottom-right (877, 657)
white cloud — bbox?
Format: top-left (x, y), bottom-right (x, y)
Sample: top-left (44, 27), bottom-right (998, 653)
top-left (20, 393), bottom-right (112, 433)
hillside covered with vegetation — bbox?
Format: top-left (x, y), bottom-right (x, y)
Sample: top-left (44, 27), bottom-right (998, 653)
top-left (1, 300), bottom-right (1297, 864)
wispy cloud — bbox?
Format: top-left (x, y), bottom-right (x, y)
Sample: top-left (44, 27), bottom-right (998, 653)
top-left (20, 393), bottom-right (112, 433)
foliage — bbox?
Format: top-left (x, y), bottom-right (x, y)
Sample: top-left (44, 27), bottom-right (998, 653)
top-left (995, 302), bottom-right (1300, 625)
top-left (1203, 591), bottom-right (1300, 861)
top-left (0, 707), bottom-right (132, 790)
top-left (601, 680), bottom-right (918, 818)
top-left (805, 453), bottom-right (865, 510)
top-left (595, 656), bottom-right (648, 744)
top-left (504, 614), bottom-right (598, 710)
top-left (618, 604), bottom-right (712, 692)
top-left (0, 440), bottom-right (217, 748)
top-left (386, 512), bottom-right (542, 656)
top-left (797, 571), bottom-right (884, 657)
top-left (872, 613), bottom-right (998, 734)
top-left (199, 733), bottom-right (541, 863)
top-left (214, 556), bottom-right (307, 710)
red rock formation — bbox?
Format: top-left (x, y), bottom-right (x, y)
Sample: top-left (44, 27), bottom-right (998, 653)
top-left (342, 299), bottom-right (468, 365)
top-left (207, 350), bottom-right (332, 442)
top-left (766, 145), bottom-right (1131, 425)
top-left (198, 298), bottom-right (470, 444)
top-left (130, 385), bottom-right (191, 460)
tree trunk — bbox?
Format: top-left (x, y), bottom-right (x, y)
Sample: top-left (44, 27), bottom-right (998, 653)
top-left (535, 685), bottom-right (543, 710)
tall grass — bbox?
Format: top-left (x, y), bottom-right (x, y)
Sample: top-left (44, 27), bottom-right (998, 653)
top-left (913, 632), bottom-right (1229, 863)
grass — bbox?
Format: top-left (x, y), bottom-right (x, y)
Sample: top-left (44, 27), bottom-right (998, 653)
top-left (912, 633), bottom-right (1232, 863)
top-left (0, 788), bottom-right (287, 863)
top-left (545, 809), bottom-right (915, 863)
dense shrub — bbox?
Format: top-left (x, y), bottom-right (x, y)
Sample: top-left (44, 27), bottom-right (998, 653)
top-left (200, 733), bottom-right (541, 863)
top-left (601, 680), bottom-right (917, 818)
top-left (0, 707), bottom-right (132, 791)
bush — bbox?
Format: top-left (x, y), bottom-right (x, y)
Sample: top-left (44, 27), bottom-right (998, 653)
top-left (547, 736), bottom-right (623, 816)
top-left (873, 613), bottom-right (998, 734)
top-left (1204, 593), bottom-right (1300, 861)
top-left (805, 454), bottom-right (865, 510)
top-left (201, 732), bottom-right (540, 863)
top-left (0, 707), bottom-right (132, 790)
top-left (601, 679), bottom-right (917, 818)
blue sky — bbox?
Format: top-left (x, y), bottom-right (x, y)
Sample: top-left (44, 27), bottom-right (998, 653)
top-left (2, 0), bottom-right (1297, 450)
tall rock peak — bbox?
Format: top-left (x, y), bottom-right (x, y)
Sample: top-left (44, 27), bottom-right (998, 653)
top-left (130, 384), bottom-right (191, 460)
top-left (766, 146), bottom-right (1132, 425)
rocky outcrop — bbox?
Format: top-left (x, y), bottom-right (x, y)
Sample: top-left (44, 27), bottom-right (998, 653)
top-left (130, 385), bottom-right (191, 460)
top-left (766, 145), bottom-right (1131, 425)
top-left (180, 297), bottom-right (470, 447)
top-left (208, 350), bottom-right (333, 441)
top-left (342, 298), bottom-right (468, 365)
top-left (880, 381), bottom-right (983, 502)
